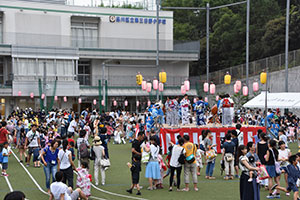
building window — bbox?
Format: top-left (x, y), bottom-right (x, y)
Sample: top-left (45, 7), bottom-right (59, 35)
top-left (71, 17), bottom-right (99, 48)
top-left (78, 60), bottom-right (91, 85)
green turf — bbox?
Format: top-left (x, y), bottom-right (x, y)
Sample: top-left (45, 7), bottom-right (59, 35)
top-left (1, 141), bottom-right (298, 200)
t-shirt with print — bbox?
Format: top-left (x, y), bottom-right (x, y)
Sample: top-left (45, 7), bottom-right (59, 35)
top-left (2, 148), bottom-right (8, 163)
top-left (26, 130), bottom-right (40, 147)
top-left (183, 142), bottom-right (196, 164)
top-left (278, 148), bottom-right (290, 167)
top-left (50, 181), bottom-right (71, 200)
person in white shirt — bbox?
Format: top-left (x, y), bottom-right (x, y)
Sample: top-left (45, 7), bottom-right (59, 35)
top-left (58, 140), bottom-right (77, 189)
top-left (49, 171), bottom-right (88, 200)
top-left (236, 124), bottom-right (244, 145)
top-left (278, 129), bottom-right (288, 148)
top-left (25, 124), bottom-right (41, 167)
top-left (278, 140), bottom-right (291, 195)
top-left (67, 117), bottom-right (79, 139)
top-left (91, 136), bottom-right (106, 186)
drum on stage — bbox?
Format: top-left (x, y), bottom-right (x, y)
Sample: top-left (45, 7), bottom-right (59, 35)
top-left (211, 105), bottom-right (218, 115)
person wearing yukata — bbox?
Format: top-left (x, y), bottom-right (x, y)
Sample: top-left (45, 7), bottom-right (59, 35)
top-left (195, 96), bottom-right (208, 126)
top-left (165, 97), bottom-right (171, 126)
top-left (146, 113), bottom-right (154, 135)
top-left (180, 94), bottom-right (191, 126)
top-left (169, 98), bottom-right (179, 127)
top-left (220, 94), bottom-right (234, 126)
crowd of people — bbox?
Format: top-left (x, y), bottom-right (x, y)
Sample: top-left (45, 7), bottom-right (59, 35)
top-left (0, 96), bottom-right (300, 199)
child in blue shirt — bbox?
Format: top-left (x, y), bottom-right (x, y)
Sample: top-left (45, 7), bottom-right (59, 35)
top-left (1, 142), bottom-right (9, 176)
top-left (271, 155), bottom-right (300, 200)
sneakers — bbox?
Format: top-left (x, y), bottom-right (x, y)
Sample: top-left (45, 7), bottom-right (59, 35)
top-left (266, 194), bottom-right (275, 199)
top-left (126, 189), bottom-right (132, 194)
top-left (136, 191), bottom-right (141, 195)
top-left (274, 194), bottom-right (280, 199)
top-left (286, 192), bottom-right (290, 196)
top-left (248, 178), bottom-right (253, 182)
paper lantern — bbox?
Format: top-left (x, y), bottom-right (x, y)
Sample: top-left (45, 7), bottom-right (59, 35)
top-left (159, 71), bottom-right (167, 83)
top-left (216, 95), bottom-right (219, 101)
top-left (260, 72), bottom-right (267, 84)
top-left (234, 84), bottom-right (239, 94)
top-left (30, 92), bottom-right (34, 99)
top-left (136, 100), bottom-right (139, 107)
top-left (205, 97), bottom-right (208, 102)
top-left (146, 82), bottom-right (152, 93)
top-left (236, 80), bottom-right (242, 91)
top-left (78, 98), bottom-right (82, 104)
top-left (181, 85), bottom-right (186, 95)
top-left (153, 79), bottom-right (158, 90)
top-left (147, 100), bottom-right (151, 107)
top-left (18, 91), bottom-right (22, 96)
top-left (210, 83), bottom-right (215, 94)
top-left (136, 74), bottom-right (143, 85)
top-left (159, 83), bottom-right (164, 92)
top-left (125, 100), bottom-right (128, 106)
top-left (41, 93), bottom-right (45, 99)
top-left (101, 100), bottom-right (105, 106)
top-left (193, 98), bottom-right (197, 103)
top-left (93, 99), bottom-right (97, 105)
top-left (224, 72), bottom-right (231, 85)
top-left (243, 86), bottom-right (249, 96)
top-left (253, 82), bottom-right (259, 92)
top-left (141, 81), bottom-right (147, 91)
top-left (63, 96), bottom-right (67, 102)
top-left (113, 100), bottom-right (117, 106)
top-left (184, 80), bottom-right (190, 91)
top-left (54, 96), bottom-right (58, 101)
top-left (204, 82), bottom-right (209, 92)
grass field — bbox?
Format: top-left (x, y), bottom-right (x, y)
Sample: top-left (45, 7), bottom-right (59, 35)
top-left (0, 141), bottom-right (298, 200)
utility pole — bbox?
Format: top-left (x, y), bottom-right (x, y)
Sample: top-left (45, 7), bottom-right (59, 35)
top-left (206, 3), bottom-right (210, 85)
top-left (156, 0), bottom-right (160, 101)
top-left (43, 62), bottom-right (47, 108)
top-left (246, 0), bottom-right (250, 87)
top-left (102, 62), bottom-right (106, 111)
top-left (285, 0), bottom-right (290, 92)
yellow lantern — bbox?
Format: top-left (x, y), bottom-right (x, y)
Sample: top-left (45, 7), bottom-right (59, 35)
top-left (159, 71), bottom-right (167, 83)
top-left (224, 72), bottom-right (231, 85)
top-left (136, 73), bottom-right (143, 85)
top-left (260, 71), bottom-right (267, 84)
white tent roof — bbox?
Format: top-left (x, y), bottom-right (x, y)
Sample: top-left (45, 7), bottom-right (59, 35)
top-left (243, 92), bottom-right (300, 109)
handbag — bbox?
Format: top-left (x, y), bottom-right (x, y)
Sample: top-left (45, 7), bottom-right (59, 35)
top-left (225, 153), bottom-right (234, 162)
top-left (186, 145), bottom-right (196, 164)
top-left (271, 149), bottom-right (281, 174)
top-left (206, 149), bottom-right (217, 160)
top-left (100, 157), bottom-right (111, 168)
top-left (178, 149), bottom-right (186, 164)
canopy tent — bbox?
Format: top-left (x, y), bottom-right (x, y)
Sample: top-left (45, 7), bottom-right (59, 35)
top-left (243, 92), bottom-right (300, 109)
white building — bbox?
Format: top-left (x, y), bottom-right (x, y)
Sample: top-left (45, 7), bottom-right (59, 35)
top-left (0, 0), bottom-right (198, 116)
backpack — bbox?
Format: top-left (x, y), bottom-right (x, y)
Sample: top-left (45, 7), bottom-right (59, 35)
top-left (89, 147), bottom-right (96, 161)
top-left (178, 149), bottom-right (186, 164)
top-left (79, 140), bottom-right (89, 159)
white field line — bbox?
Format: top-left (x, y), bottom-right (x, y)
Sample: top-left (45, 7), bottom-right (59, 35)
top-left (0, 163), bottom-right (13, 192)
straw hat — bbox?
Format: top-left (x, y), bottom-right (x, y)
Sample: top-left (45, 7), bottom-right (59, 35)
top-left (93, 136), bottom-right (102, 145)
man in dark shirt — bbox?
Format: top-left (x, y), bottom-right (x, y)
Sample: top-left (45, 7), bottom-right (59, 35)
top-left (131, 132), bottom-right (145, 159)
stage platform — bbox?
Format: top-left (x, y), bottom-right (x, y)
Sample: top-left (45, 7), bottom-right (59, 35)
top-left (159, 126), bottom-right (266, 154)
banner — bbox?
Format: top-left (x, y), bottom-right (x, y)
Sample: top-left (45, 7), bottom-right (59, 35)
top-left (160, 127), bottom-right (266, 154)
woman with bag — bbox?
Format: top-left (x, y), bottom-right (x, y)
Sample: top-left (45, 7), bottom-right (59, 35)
top-left (92, 136), bottom-right (106, 186)
top-left (58, 139), bottom-right (77, 188)
top-left (169, 138), bottom-right (185, 191)
top-left (265, 139), bottom-right (281, 199)
top-left (222, 133), bottom-right (236, 180)
top-left (204, 130), bottom-right (217, 180)
top-left (145, 136), bottom-right (161, 190)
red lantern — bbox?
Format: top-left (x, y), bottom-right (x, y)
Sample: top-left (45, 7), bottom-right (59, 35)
top-left (146, 82), bottom-right (152, 93)
top-left (125, 100), bottom-right (128, 106)
top-left (18, 91), bottom-right (21, 96)
top-left (243, 86), bottom-right (249, 96)
top-left (234, 84), bottom-right (239, 94)
top-left (63, 96), bottom-right (67, 102)
top-left (136, 100), bottom-right (139, 107)
top-left (147, 100), bottom-right (151, 107)
top-left (141, 81), bottom-right (147, 91)
top-left (236, 80), bottom-right (242, 91)
top-left (184, 80), bottom-right (190, 91)
top-left (41, 93), bottom-right (45, 99)
top-left (159, 83), bottom-right (164, 92)
top-left (113, 100), bottom-right (117, 106)
top-left (205, 97), bottom-right (208, 102)
top-left (30, 92), bottom-right (34, 99)
top-left (153, 79), bottom-right (158, 90)
top-left (216, 95), bottom-right (219, 101)
top-left (181, 85), bottom-right (186, 95)
top-left (253, 82), bottom-right (259, 92)
top-left (78, 98), bottom-right (82, 104)
top-left (101, 100), bottom-right (105, 106)
top-left (193, 98), bottom-right (197, 103)
top-left (203, 82), bottom-right (209, 92)
top-left (54, 96), bottom-right (58, 101)
top-left (210, 83), bottom-right (215, 94)
top-left (93, 99), bottom-right (97, 105)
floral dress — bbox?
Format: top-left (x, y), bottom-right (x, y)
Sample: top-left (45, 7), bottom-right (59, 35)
top-left (76, 167), bottom-right (91, 197)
